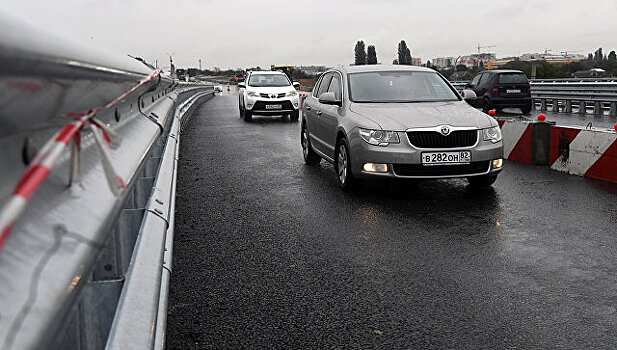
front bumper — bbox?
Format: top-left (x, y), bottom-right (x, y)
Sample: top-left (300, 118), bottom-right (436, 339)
top-left (348, 129), bottom-right (504, 179)
top-left (245, 95), bottom-right (300, 114)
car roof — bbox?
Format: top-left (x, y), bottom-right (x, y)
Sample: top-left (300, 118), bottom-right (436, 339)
top-left (334, 65), bottom-right (436, 74)
top-left (248, 71), bottom-right (287, 75)
top-left (485, 69), bottom-right (525, 74)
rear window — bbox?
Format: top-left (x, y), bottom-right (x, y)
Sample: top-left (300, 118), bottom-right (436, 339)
top-left (498, 73), bottom-right (528, 84)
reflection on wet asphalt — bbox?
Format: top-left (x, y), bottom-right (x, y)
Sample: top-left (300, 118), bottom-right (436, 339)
top-left (167, 91), bottom-right (617, 349)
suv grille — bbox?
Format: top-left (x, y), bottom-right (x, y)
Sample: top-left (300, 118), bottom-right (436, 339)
top-left (407, 130), bottom-right (477, 148)
top-left (259, 93), bottom-right (286, 98)
top-left (392, 161), bottom-right (490, 177)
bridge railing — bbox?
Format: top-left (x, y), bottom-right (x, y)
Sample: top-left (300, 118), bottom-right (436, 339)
top-left (0, 11), bottom-right (213, 349)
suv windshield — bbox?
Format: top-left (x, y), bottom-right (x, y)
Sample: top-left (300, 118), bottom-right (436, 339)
top-left (498, 73), bottom-right (528, 84)
top-left (348, 71), bottom-right (459, 103)
top-left (248, 74), bottom-right (291, 87)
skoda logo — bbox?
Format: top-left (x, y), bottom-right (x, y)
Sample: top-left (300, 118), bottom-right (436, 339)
top-left (270, 93), bottom-right (276, 98)
top-left (440, 125), bottom-right (451, 136)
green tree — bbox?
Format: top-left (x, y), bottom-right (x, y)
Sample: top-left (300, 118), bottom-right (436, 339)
top-left (367, 45), bottom-right (378, 64)
top-left (608, 50), bottom-right (617, 61)
top-left (354, 40), bottom-right (367, 65)
top-left (398, 40), bottom-right (412, 65)
top-left (594, 48), bottom-right (604, 61)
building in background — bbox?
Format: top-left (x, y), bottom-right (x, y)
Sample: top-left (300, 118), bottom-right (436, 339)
top-left (411, 57), bottom-right (422, 66)
top-left (432, 57), bottom-right (454, 69)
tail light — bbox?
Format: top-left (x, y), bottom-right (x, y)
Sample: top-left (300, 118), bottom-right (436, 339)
top-left (528, 87), bottom-right (531, 94)
top-left (492, 87), bottom-right (499, 95)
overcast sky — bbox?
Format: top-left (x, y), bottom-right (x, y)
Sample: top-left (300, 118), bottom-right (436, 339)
top-left (5, 0), bottom-right (617, 70)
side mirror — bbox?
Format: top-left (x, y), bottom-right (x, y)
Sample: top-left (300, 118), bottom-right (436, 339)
top-left (293, 82), bottom-right (300, 88)
top-left (461, 89), bottom-right (477, 101)
top-left (238, 82), bottom-right (246, 89)
top-left (318, 92), bottom-right (341, 106)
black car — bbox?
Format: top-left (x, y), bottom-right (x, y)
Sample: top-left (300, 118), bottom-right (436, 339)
top-left (465, 70), bottom-right (532, 114)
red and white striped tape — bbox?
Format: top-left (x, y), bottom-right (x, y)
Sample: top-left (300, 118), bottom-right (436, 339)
top-left (0, 69), bottom-right (161, 251)
top-left (549, 126), bottom-right (617, 182)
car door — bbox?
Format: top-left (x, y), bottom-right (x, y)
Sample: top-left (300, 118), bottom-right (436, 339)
top-left (305, 73), bottom-right (332, 156)
top-left (318, 72), bottom-right (343, 159)
top-left (475, 72), bottom-right (490, 98)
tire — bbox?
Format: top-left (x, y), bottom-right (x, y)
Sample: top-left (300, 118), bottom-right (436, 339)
top-left (301, 123), bottom-right (321, 164)
top-left (467, 174), bottom-right (498, 188)
top-left (244, 109), bottom-right (252, 122)
top-left (521, 102), bottom-right (532, 115)
top-left (290, 110), bottom-right (299, 122)
top-left (482, 97), bottom-right (493, 113)
top-left (335, 138), bottom-right (355, 190)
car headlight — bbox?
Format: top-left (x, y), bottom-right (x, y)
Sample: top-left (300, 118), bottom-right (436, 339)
top-left (247, 91), bottom-right (260, 97)
top-left (286, 90), bottom-right (297, 96)
top-left (359, 128), bottom-right (400, 146)
top-left (483, 126), bottom-right (502, 143)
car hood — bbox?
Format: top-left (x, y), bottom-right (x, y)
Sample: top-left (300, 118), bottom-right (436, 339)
top-left (246, 86), bottom-right (295, 94)
top-left (349, 101), bottom-right (496, 131)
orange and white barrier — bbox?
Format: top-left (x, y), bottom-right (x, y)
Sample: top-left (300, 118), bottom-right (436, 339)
top-left (298, 92), bottom-right (309, 108)
top-left (497, 119), bottom-right (533, 164)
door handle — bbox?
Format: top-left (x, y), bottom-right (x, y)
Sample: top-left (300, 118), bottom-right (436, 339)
top-left (316, 111), bottom-right (322, 116)
top-left (305, 105), bottom-right (311, 110)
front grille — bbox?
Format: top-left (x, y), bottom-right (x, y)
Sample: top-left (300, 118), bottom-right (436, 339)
top-left (258, 93), bottom-right (287, 98)
top-left (392, 161), bottom-right (490, 177)
top-left (407, 130), bottom-right (477, 148)
top-left (253, 100), bottom-right (294, 111)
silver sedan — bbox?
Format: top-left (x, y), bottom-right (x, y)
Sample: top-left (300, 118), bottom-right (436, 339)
top-left (301, 65), bottom-right (504, 190)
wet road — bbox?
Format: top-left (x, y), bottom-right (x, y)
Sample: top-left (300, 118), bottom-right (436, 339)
top-left (167, 90), bottom-right (617, 349)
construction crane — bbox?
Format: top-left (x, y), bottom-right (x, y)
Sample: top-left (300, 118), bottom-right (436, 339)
top-left (477, 43), bottom-right (497, 54)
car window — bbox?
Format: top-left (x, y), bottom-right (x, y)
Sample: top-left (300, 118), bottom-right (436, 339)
top-left (478, 73), bottom-right (490, 86)
top-left (499, 73), bottom-right (528, 84)
top-left (327, 73), bottom-right (342, 100)
top-left (470, 74), bottom-right (481, 86)
top-left (316, 73), bottom-right (332, 98)
top-left (348, 71), bottom-right (459, 103)
top-left (247, 74), bottom-right (291, 87)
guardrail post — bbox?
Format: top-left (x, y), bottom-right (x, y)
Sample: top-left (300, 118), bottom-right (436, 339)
top-left (610, 102), bottom-right (617, 117)
top-left (565, 100), bottom-right (573, 113)
top-left (552, 99), bottom-right (559, 112)
top-left (579, 101), bottom-right (586, 114)
top-left (540, 98), bottom-right (547, 111)
top-left (594, 101), bottom-right (602, 115)
top-left (531, 98), bottom-right (537, 110)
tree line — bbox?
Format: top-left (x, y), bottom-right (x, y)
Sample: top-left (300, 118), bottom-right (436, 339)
top-left (353, 39), bottom-right (414, 65)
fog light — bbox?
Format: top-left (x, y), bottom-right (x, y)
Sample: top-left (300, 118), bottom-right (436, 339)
top-left (247, 104), bottom-right (253, 109)
top-left (294, 103), bottom-right (299, 107)
top-left (363, 162), bottom-right (388, 173)
top-left (492, 158), bottom-right (503, 169)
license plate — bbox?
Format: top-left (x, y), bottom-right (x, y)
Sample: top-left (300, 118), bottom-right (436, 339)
top-left (506, 89), bottom-right (521, 93)
top-left (422, 151), bottom-right (471, 165)
top-left (265, 104), bottom-right (282, 110)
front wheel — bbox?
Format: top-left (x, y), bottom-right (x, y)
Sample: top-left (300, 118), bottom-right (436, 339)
top-left (467, 174), bottom-right (498, 188)
top-left (335, 138), bottom-right (355, 190)
top-left (301, 123), bottom-right (321, 164)
top-left (290, 110), bottom-right (299, 122)
top-left (244, 109), bottom-right (252, 122)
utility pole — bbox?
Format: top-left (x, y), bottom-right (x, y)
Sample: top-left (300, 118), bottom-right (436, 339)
top-left (199, 58), bottom-right (202, 70)
top-left (155, 59), bottom-right (158, 69)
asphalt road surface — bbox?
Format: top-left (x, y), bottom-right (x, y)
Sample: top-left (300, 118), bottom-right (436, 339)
top-left (167, 90), bottom-right (617, 349)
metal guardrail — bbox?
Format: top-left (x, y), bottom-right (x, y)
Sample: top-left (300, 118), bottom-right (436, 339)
top-left (0, 10), bottom-right (214, 349)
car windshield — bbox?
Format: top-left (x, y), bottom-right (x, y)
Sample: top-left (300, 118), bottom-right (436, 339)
top-left (248, 74), bottom-right (290, 87)
top-left (498, 73), bottom-right (528, 84)
top-left (348, 71), bottom-right (459, 103)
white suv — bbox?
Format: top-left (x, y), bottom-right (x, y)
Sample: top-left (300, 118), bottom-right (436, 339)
top-left (238, 71), bottom-right (300, 122)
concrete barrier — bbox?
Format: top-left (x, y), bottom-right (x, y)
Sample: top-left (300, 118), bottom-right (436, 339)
top-left (549, 126), bottom-right (617, 183)
top-left (497, 118), bottom-right (551, 165)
